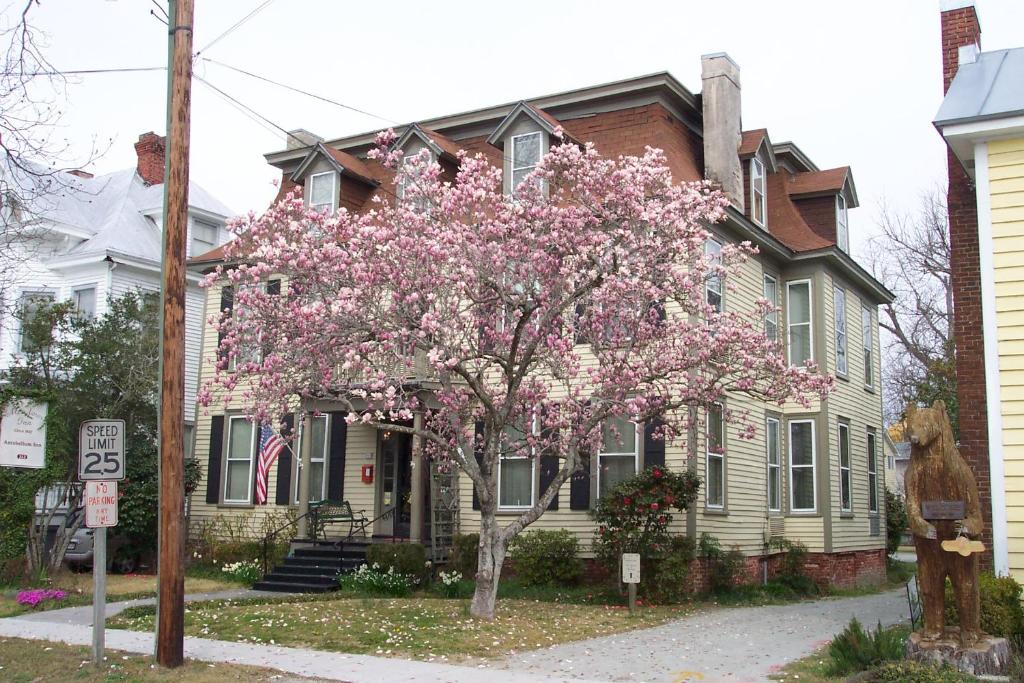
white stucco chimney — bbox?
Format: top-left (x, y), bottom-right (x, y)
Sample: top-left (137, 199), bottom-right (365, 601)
top-left (700, 53), bottom-right (744, 211)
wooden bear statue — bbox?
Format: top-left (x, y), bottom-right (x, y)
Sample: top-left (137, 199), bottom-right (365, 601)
top-left (904, 400), bottom-right (983, 646)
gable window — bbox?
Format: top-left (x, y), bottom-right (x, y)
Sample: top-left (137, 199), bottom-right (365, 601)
top-left (499, 415), bottom-right (536, 509)
top-left (763, 274), bottom-right (778, 342)
top-left (510, 131), bottom-right (543, 197)
top-left (398, 154), bottom-right (430, 210)
top-left (838, 421), bottom-right (852, 512)
top-left (789, 419), bottom-right (816, 512)
top-left (706, 404), bottom-right (725, 509)
top-left (867, 429), bottom-right (878, 514)
top-left (786, 280), bottom-right (812, 366)
top-left (834, 286), bottom-right (847, 375)
top-left (862, 306), bottom-right (874, 388)
top-left (18, 290), bottom-right (55, 353)
top-left (294, 414), bottom-right (329, 504)
top-left (750, 157), bottom-right (767, 226)
top-left (72, 286), bottom-right (97, 320)
top-left (598, 416), bottom-right (638, 499)
top-left (224, 416), bottom-right (256, 504)
top-left (836, 194), bottom-right (849, 253)
top-left (766, 416), bottom-right (781, 513)
top-left (309, 171), bottom-right (336, 214)
top-left (705, 239), bottom-right (723, 314)
top-left (191, 219), bottom-right (218, 257)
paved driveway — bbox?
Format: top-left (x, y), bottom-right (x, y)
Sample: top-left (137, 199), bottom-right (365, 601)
top-left (496, 589), bottom-right (910, 683)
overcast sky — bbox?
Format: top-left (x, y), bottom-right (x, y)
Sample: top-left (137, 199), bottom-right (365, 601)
top-left (9, 0), bottom-right (1024, 257)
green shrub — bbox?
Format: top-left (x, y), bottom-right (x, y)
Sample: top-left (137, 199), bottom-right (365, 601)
top-left (944, 571), bottom-right (1024, 638)
top-left (699, 533), bottom-right (746, 594)
top-left (449, 533), bottom-right (479, 578)
top-left (219, 560), bottom-right (261, 586)
top-left (591, 465), bottom-right (700, 572)
top-left (509, 529), bottom-right (582, 587)
top-left (365, 543), bottom-right (429, 583)
top-left (339, 563), bottom-right (414, 597)
top-left (864, 660), bottom-right (978, 682)
top-left (885, 489), bottom-right (907, 556)
top-left (643, 536), bottom-right (695, 604)
top-left (827, 618), bottom-right (907, 676)
top-left (766, 538), bottom-right (818, 596)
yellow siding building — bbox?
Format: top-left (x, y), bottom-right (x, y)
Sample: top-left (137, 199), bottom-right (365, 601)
top-left (937, 42), bottom-right (1024, 581)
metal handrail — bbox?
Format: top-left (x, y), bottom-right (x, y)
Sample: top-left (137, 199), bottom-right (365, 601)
top-left (340, 507), bottom-right (394, 546)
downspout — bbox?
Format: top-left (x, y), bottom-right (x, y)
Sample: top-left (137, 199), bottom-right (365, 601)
top-left (974, 141), bottom-right (1009, 576)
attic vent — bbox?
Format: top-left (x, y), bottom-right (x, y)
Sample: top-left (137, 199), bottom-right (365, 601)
top-left (768, 517), bottom-right (785, 538)
top-left (869, 516), bottom-right (881, 537)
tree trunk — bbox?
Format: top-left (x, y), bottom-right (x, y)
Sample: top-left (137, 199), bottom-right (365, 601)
top-left (469, 510), bottom-right (506, 619)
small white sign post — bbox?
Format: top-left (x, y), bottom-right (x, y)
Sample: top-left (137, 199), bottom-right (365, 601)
top-left (622, 552), bottom-right (641, 614)
top-left (0, 400), bottom-right (48, 469)
top-left (80, 419), bottom-right (125, 665)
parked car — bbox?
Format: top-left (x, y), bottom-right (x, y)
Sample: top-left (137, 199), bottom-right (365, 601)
top-left (34, 486), bottom-right (137, 573)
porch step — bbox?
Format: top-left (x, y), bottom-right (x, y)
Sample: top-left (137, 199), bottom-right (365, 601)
top-left (252, 579), bottom-right (334, 593)
top-left (256, 538), bottom-right (371, 594)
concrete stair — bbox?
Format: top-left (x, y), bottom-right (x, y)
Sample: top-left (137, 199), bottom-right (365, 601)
top-left (253, 538), bottom-right (369, 593)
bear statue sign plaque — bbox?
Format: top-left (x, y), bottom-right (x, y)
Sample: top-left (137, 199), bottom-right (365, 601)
top-left (903, 400), bottom-right (1010, 676)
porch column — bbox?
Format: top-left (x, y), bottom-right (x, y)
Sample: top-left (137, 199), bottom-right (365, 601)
top-left (296, 408), bottom-right (314, 539)
top-left (410, 412), bottom-right (425, 544)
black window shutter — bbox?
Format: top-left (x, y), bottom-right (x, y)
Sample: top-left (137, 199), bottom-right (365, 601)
top-left (538, 412), bottom-right (560, 510)
top-left (327, 412), bottom-right (348, 501)
top-left (205, 415), bottom-right (225, 504)
top-left (569, 442), bottom-right (591, 510)
top-left (217, 285), bottom-right (234, 363)
top-left (274, 414), bottom-right (294, 506)
top-left (644, 417), bottom-right (666, 469)
top-left (472, 421), bottom-right (484, 510)
top-left (574, 302), bottom-right (588, 345)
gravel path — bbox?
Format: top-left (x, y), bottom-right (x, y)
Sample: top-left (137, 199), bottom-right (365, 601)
top-left (496, 588), bottom-right (910, 683)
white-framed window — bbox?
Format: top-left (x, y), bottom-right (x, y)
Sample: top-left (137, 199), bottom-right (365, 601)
top-left (838, 421), bottom-right (852, 512)
top-left (705, 238), bottom-right (723, 314)
top-left (786, 280), bottom-right (812, 366)
top-left (834, 286), bottom-right (847, 375)
top-left (510, 131), bottom-right (543, 197)
top-left (750, 157), bottom-right (767, 226)
top-left (763, 274), bottom-right (778, 342)
top-left (789, 419), bottom-right (816, 513)
top-left (867, 429), bottom-right (879, 514)
top-left (598, 415), bottom-right (638, 499)
top-left (72, 285), bottom-right (97, 319)
top-left (398, 154), bottom-right (430, 210)
top-left (706, 403), bottom-right (725, 509)
top-left (184, 422), bottom-right (195, 460)
top-left (862, 306), bottom-right (874, 388)
top-left (499, 414), bottom-right (536, 509)
top-left (887, 455), bottom-right (895, 470)
top-left (229, 282), bottom-right (265, 371)
top-left (309, 171), bottom-right (336, 214)
top-left (18, 290), bottom-right (55, 353)
top-left (836, 194), bottom-right (849, 253)
top-left (191, 219), bottom-right (218, 257)
top-left (766, 416), bottom-right (781, 513)
top-left (224, 416), bottom-right (256, 504)
top-left (295, 414), bottom-right (329, 504)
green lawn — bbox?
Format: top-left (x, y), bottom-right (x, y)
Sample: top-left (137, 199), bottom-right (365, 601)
top-left (0, 637), bottom-right (312, 682)
top-left (109, 594), bottom-right (691, 661)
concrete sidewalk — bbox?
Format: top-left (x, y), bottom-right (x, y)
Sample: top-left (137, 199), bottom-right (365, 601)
top-left (0, 618), bottom-right (607, 683)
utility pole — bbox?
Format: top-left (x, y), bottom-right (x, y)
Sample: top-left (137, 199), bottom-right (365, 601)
top-left (156, 0), bottom-right (193, 668)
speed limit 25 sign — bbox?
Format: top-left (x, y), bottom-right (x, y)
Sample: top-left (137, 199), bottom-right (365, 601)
top-left (79, 419), bottom-right (126, 481)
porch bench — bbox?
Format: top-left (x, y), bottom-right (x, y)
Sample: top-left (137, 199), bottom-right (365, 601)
top-left (309, 500), bottom-right (368, 541)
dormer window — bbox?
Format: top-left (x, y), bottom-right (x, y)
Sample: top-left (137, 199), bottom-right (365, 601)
top-left (191, 218), bottom-right (218, 258)
top-left (398, 154), bottom-right (430, 210)
top-left (836, 194), bottom-right (849, 253)
top-left (309, 171), bottom-right (335, 214)
top-left (511, 131), bottom-right (543, 197)
top-left (750, 157), bottom-right (767, 226)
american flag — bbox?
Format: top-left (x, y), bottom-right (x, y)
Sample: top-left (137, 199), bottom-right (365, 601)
top-left (255, 423), bottom-right (286, 505)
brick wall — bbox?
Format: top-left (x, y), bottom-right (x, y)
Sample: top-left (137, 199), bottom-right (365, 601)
top-left (793, 195), bottom-right (837, 244)
top-left (941, 3), bottom-right (992, 569)
top-left (134, 132), bottom-right (166, 186)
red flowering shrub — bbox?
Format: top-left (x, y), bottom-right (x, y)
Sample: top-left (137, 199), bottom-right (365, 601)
top-left (591, 466), bottom-right (700, 571)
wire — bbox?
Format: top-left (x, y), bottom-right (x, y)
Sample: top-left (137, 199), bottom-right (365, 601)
top-left (193, 0), bottom-right (279, 58)
top-left (200, 57), bottom-right (397, 125)
top-left (28, 67), bottom-right (166, 76)
top-left (194, 74), bottom-right (311, 148)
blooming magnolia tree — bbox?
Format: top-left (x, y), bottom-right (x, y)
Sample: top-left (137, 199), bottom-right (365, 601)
top-left (201, 132), bottom-right (833, 619)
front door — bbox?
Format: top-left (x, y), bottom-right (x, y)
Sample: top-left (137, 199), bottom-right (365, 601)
top-left (376, 430), bottom-right (412, 538)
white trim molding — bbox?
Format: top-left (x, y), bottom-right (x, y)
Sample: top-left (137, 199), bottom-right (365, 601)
top-left (974, 141), bottom-right (1010, 576)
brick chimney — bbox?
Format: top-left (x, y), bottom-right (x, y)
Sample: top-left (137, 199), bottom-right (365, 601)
top-left (700, 53), bottom-right (744, 212)
top-left (134, 132), bottom-right (166, 186)
top-left (940, 0), bottom-right (992, 569)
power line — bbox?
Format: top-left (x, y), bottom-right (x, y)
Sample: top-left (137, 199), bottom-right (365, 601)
top-left (29, 67), bottom-right (166, 76)
top-left (200, 57), bottom-right (397, 125)
top-left (193, 0), bottom-right (279, 58)
top-left (194, 74), bottom-right (310, 147)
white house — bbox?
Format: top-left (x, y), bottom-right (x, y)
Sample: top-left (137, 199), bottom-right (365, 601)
top-left (0, 132), bottom-right (233, 448)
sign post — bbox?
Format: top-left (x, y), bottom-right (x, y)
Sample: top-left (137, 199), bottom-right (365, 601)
top-left (622, 552), bottom-right (640, 615)
top-left (80, 419), bottom-right (124, 665)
